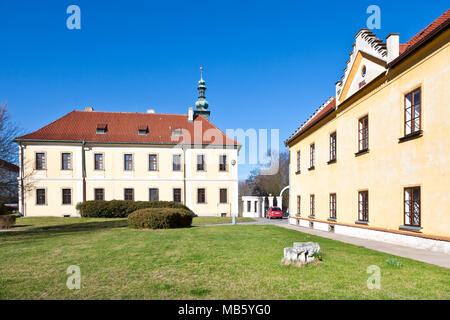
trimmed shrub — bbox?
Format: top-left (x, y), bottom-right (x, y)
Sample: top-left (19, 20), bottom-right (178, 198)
top-left (0, 215), bottom-right (16, 229)
top-left (128, 208), bottom-right (193, 229)
top-left (76, 200), bottom-right (194, 218)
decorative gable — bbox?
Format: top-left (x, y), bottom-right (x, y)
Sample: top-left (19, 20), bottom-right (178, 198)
top-left (335, 29), bottom-right (388, 106)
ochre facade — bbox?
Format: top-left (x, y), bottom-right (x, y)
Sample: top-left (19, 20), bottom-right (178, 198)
top-left (288, 22), bottom-right (450, 242)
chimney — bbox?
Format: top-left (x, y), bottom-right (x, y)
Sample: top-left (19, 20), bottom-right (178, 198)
top-left (85, 106), bottom-right (94, 112)
top-left (188, 106), bottom-right (193, 122)
top-left (386, 33), bottom-right (400, 64)
top-left (147, 109), bottom-right (155, 114)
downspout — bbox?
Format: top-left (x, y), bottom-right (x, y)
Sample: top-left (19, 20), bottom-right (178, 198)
top-left (81, 141), bottom-right (86, 202)
top-left (19, 143), bottom-right (25, 217)
top-left (182, 145), bottom-right (186, 206)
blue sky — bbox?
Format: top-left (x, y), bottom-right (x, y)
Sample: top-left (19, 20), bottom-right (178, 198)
top-left (1, 0), bottom-right (448, 179)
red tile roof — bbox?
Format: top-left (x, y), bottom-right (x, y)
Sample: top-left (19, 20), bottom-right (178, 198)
top-left (0, 159), bottom-right (19, 172)
top-left (15, 111), bottom-right (239, 146)
top-left (397, 9), bottom-right (450, 58)
top-left (285, 97), bottom-right (336, 145)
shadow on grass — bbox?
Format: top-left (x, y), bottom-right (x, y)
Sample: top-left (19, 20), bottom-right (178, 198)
top-left (44, 219), bottom-right (128, 231)
top-left (1, 219), bottom-right (129, 239)
top-left (9, 224), bottom-right (32, 229)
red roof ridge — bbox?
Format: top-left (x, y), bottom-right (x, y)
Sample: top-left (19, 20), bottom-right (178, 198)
top-left (15, 111), bottom-right (77, 141)
top-left (285, 97), bottom-right (336, 145)
top-left (78, 111), bottom-right (240, 145)
top-left (15, 109), bottom-right (240, 146)
top-left (75, 110), bottom-right (190, 117)
top-left (194, 114), bottom-right (241, 146)
top-left (399, 9), bottom-right (450, 55)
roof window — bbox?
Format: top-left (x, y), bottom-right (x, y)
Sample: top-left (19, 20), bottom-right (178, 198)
top-left (96, 124), bottom-right (108, 134)
top-left (138, 125), bottom-right (149, 135)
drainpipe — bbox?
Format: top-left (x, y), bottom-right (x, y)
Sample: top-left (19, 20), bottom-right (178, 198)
top-left (19, 143), bottom-right (25, 217)
top-left (182, 145), bottom-right (186, 206)
top-left (81, 141), bottom-right (86, 202)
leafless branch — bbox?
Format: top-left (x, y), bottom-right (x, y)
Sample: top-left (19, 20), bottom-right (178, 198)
top-left (0, 103), bottom-right (21, 163)
top-left (0, 103), bottom-right (22, 203)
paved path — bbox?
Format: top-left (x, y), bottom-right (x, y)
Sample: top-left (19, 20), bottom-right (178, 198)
top-left (280, 223), bottom-right (450, 269)
top-left (192, 217), bottom-right (288, 227)
top-left (198, 218), bottom-right (449, 268)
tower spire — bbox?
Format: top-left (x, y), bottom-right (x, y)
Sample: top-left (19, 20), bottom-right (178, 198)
top-left (194, 66), bottom-right (211, 120)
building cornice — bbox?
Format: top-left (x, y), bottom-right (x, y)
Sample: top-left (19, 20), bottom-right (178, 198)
top-left (14, 139), bottom-right (240, 149)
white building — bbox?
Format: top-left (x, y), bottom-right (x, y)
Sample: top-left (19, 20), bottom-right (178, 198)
top-left (15, 71), bottom-right (240, 217)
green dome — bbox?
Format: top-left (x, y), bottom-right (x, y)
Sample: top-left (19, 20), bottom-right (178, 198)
top-left (195, 67), bottom-right (209, 111)
top-left (196, 99), bottom-right (209, 110)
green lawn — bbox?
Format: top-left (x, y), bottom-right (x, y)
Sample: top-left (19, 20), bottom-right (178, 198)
top-left (0, 217), bottom-right (448, 299)
top-left (11, 216), bottom-right (127, 231)
top-left (192, 216), bottom-right (254, 225)
top-left (9, 216), bottom-right (254, 231)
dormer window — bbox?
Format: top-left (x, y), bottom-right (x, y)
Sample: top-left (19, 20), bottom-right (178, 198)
top-left (96, 124), bottom-right (107, 134)
top-left (138, 125), bottom-right (149, 136)
top-left (172, 128), bottom-right (183, 137)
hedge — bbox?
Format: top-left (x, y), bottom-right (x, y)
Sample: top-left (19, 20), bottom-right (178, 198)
top-left (128, 208), bottom-right (193, 229)
top-left (76, 200), bottom-right (194, 218)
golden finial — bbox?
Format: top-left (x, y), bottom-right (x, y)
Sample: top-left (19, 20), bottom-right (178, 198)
top-left (200, 65), bottom-right (204, 80)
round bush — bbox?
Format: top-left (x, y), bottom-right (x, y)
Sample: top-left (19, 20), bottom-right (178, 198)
top-left (76, 200), bottom-right (194, 218)
top-left (128, 208), bottom-right (193, 229)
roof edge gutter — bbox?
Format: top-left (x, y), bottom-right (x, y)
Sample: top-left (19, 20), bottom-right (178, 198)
top-left (285, 106), bottom-right (336, 147)
top-left (13, 139), bottom-right (240, 148)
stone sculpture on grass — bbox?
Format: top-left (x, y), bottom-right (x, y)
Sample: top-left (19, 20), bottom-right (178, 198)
top-left (281, 242), bottom-right (322, 267)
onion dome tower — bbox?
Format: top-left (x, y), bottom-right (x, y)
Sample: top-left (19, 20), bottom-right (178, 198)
top-left (194, 66), bottom-right (211, 120)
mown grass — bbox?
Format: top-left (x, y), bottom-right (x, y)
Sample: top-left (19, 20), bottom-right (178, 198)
top-left (9, 216), bottom-right (254, 230)
top-left (11, 217), bottom-right (128, 231)
top-left (192, 216), bottom-right (254, 225)
top-left (0, 218), bottom-right (448, 299)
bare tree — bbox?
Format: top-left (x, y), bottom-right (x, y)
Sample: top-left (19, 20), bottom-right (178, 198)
top-left (0, 103), bottom-right (20, 163)
top-left (242, 150), bottom-right (290, 209)
top-left (0, 103), bottom-right (21, 203)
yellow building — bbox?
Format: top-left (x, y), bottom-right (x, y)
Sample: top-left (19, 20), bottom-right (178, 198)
top-left (15, 72), bottom-right (240, 217)
top-left (286, 10), bottom-right (450, 252)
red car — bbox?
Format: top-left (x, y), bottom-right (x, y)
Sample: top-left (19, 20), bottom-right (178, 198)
top-left (265, 207), bottom-right (283, 219)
